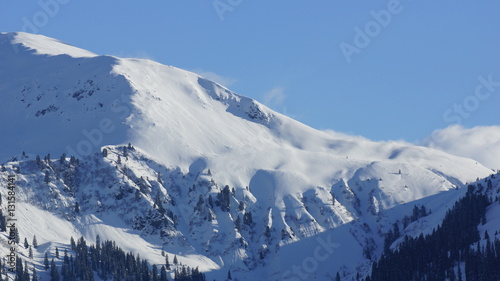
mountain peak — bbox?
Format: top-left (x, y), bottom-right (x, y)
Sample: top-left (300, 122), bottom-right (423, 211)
top-left (0, 32), bottom-right (97, 58)
top-left (0, 32), bottom-right (497, 281)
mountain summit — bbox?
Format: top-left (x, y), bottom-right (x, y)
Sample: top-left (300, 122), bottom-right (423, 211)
top-left (0, 32), bottom-right (494, 280)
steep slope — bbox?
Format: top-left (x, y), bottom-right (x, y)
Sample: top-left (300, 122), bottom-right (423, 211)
top-left (0, 32), bottom-right (495, 280)
top-left (365, 172), bottom-right (500, 281)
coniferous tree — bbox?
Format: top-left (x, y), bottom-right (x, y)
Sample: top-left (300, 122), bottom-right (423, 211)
top-left (23, 261), bottom-right (30, 281)
top-left (0, 210), bottom-right (6, 232)
top-left (15, 257), bottom-right (23, 281)
top-left (220, 185), bottom-right (231, 212)
top-left (32, 266), bottom-right (39, 281)
top-left (45, 171), bottom-right (50, 184)
top-left (173, 255), bottom-right (178, 266)
top-left (368, 186), bottom-right (493, 281)
top-left (70, 237), bottom-right (76, 250)
top-left (44, 252), bottom-right (50, 270)
top-left (165, 254), bottom-right (171, 270)
top-left (24, 237), bottom-right (29, 249)
top-left (55, 247), bottom-right (59, 258)
top-left (160, 266), bottom-right (168, 281)
top-left (60, 153), bottom-right (66, 164)
top-left (152, 265), bottom-right (159, 281)
top-left (15, 228), bottom-right (20, 244)
top-left (32, 235), bottom-right (38, 248)
top-left (29, 246), bottom-right (33, 259)
top-left (123, 146), bottom-right (128, 158)
top-left (51, 259), bottom-right (59, 281)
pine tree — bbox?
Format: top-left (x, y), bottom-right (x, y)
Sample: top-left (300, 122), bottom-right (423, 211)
top-left (160, 266), bottom-right (168, 281)
top-left (457, 262), bottom-right (463, 281)
top-left (50, 258), bottom-right (60, 281)
top-left (14, 228), bottom-right (20, 244)
top-left (44, 252), bottom-right (50, 270)
top-left (335, 272), bottom-right (341, 281)
top-left (60, 153), bottom-right (66, 164)
top-left (0, 210), bottom-right (6, 232)
top-left (23, 261), bottom-right (30, 281)
top-left (32, 235), bottom-right (38, 248)
top-left (165, 254), bottom-right (171, 270)
top-left (45, 171), bottom-right (50, 184)
top-left (123, 146), bottom-right (128, 158)
top-left (29, 246), bottom-right (33, 259)
top-left (24, 237), bottom-right (29, 249)
top-left (220, 185), bottom-right (231, 211)
top-left (14, 256), bottom-right (23, 280)
top-left (32, 266), bottom-right (39, 281)
top-left (70, 237), bottom-right (76, 250)
top-left (55, 247), bottom-right (59, 258)
top-left (152, 264), bottom-right (159, 281)
top-left (228, 270), bottom-right (232, 280)
top-left (173, 255), bottom-right (178, 266)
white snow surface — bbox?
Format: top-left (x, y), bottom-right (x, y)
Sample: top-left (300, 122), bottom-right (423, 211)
top-left (0, 32), bottom-right (497, 280)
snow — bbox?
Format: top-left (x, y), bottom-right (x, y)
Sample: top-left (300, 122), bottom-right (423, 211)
top-left (0, 32), bottom-right (498, 280)
top-left (4, 32), bottom-right (97, 58)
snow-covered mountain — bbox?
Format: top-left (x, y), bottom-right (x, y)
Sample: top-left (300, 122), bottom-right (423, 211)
top-left (0, 32), bottom-right (496, 280)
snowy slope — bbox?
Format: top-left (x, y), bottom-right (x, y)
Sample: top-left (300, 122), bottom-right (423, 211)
top-left (0, 32), bottom-right (496, 280)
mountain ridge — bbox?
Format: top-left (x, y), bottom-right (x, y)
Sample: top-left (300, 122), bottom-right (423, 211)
top-left (0, 32), bottom-right (496, 280)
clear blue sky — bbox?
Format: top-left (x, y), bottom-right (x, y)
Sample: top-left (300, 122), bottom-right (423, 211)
top-left (2, 0), bottom-right (499, 141)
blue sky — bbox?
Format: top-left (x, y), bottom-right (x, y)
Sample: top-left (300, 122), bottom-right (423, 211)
top-left (2, 0), bottom-right (500, 142)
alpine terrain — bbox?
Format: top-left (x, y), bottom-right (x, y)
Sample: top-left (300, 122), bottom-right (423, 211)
top-left (0, 32), bottom-right (499, 281)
